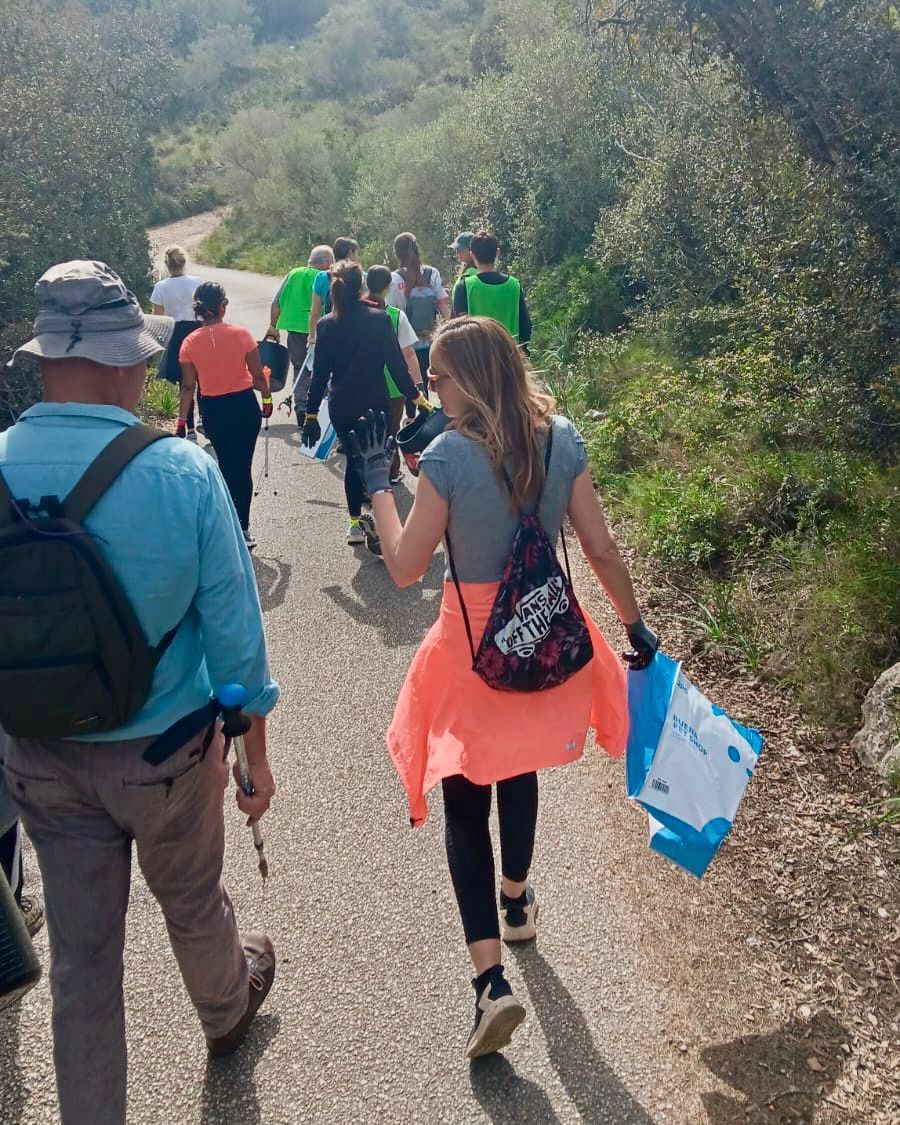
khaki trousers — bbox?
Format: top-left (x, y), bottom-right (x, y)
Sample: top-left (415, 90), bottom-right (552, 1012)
top-left (1, 726), bottom-right (248, 1125)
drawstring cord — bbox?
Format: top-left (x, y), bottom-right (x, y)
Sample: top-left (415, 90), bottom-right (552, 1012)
top-left (65, 319), bottom-right (82, 353)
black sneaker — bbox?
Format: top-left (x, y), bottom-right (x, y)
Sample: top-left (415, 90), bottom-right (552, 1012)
top-left (465, 964), bottom-right (526, 1060)
top-left (358, 511), bottom-right (382, 557)
top-left (499, 883), bottom-right (538, 942)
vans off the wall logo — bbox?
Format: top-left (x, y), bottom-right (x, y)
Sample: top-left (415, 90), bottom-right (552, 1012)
top-left (493, 576), bottom-right (570, 658)
top-left (448, 426), bottom-right (594, 694)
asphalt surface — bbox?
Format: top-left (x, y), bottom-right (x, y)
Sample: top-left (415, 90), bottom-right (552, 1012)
top-left (0, 259), bottom-right (784, 1124)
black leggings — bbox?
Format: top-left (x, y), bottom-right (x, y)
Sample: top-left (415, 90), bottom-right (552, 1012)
top-left (414, 344), bottom-right (430, 398)
top-left (163, 321), bottom-right (200, 429)
top-left (335, 426), bottom-right (366, 518)
top-left (200, 389), bottom-right (261, 530)
top-left (442, 772), bottom-right (538, 945)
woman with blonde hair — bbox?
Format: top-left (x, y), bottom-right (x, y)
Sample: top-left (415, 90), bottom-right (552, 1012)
top-left (152, 244), bottom-right (204, 439)
top-left (347, 316), bottom-right (658, 1059)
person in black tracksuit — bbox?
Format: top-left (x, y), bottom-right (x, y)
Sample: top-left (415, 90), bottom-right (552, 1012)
top-left (301, 262), bottom-right (427, 544)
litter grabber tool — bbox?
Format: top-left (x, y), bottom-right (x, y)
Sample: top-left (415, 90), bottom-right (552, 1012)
top-left (255, 369), bottom-right (276, 497)
top-left (218, 683), bottom-right (269, 883)
top-left (279, 348), bottom-right (313, 417)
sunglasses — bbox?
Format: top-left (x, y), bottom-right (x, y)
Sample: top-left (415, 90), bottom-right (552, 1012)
top-left (426, 366), bottom-right (451, 385)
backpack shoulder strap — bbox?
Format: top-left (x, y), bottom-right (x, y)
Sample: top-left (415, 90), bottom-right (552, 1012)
top-left (501, 421), bottom-right (554, 505)
top-left (543, 420), bottom-right (554, 473)
top-left (0, 465), bottom-right (15, 529)
top-left (63, 424), bottom-right (171, 523)
top-left (444, 529), bottom-right (477, 663)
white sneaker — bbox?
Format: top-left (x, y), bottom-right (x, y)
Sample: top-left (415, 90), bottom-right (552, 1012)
top-left (499, 884), bottom-right (538, 942)
top-left (242, 529), bottom-right (257, 550)
top-left (346, 520), bottom-right (365, 546)
top-left (466, 966), bottom-right (526, 1060)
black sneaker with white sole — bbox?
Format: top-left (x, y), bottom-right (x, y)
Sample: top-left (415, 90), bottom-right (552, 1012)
top-left (358, 511), bottom-right (382, 557)
top-left (466, 964), bottom-right (526, 1060)
top-left (499, 883), bottom-right (538, 942)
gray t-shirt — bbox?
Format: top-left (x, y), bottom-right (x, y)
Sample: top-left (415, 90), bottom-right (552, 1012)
top-left (419, 414), bottom-right (588, 583)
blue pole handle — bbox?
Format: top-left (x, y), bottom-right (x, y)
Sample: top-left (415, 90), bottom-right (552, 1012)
top-left (217, 683), bottom-right (248, 710)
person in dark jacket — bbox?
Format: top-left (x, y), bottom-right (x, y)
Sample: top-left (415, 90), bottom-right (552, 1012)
top-left (301, 262), bottom-right (430, 545)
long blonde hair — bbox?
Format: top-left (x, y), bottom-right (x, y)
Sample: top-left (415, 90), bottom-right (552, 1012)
top-left (430, 316), bottom-right (554, 511)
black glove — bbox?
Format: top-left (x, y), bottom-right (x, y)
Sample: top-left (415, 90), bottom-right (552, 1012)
top-left (346, 410), bottom-right (395, 496)
top-left (301, 414), bottom-right (321, 448)
top-left (622, 618), bottom-right (659, 671)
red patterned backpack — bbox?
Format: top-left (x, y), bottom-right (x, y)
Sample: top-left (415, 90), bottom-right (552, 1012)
top-left (446, 424), bottom-right (594, 692)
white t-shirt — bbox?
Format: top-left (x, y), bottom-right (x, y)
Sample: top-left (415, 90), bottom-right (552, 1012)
top-left (386, 265), bottom-right (446, 312)
top-left (395, 309), bottom-right (419, 350)
top-left (151, 274), bottom-right (204, 322)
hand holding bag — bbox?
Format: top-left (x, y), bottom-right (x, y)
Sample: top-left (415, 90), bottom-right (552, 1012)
top-left (626, 651), bottom-right (764, 877)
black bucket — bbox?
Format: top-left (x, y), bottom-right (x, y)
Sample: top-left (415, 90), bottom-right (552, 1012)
top-left (257, 339), bottom-right (290, 393)
top-left (0, 870), bottom-right (41, 1014)
top-left (395, 408), bottom-right (449, 476)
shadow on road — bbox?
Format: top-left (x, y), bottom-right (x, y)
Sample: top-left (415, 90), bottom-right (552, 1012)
top-left (0, 1004), bottom-right (25, 1124)
top-left (200, 1012), bottom-right (281, 1125)
top-left (511, 945), bottom-right (656, 1124)
top-left (321, 549), bottom-right (444, 648)
top-left (470, 1054), bottom-right (563, 1124)
top-left (251, 555), bottom-right (292, 613)
top-left (701, 1010), bottom-right (848, 1124)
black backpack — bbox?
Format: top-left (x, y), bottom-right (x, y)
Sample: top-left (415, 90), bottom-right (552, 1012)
top-left (0, 425), bottom-right (179, 739)
top-left (446, 424), bottom-right (594, 693)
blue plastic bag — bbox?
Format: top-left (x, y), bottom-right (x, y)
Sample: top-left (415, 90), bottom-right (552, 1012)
top-left (626, 652), bottom-right (764, 878)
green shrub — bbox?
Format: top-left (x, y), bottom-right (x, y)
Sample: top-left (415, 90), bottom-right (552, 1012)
top-left (529, 258), bottom-right (628, 357)
top-left (140, 376), bottom-right (180, 420)
top-left (559, 325), bottom-right (899, 723)
top-left (196, 218), bottom-right (298, 275)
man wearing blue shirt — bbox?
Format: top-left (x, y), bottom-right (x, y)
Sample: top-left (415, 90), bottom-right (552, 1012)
top-left (0, 261), bottom-right (280, 1125)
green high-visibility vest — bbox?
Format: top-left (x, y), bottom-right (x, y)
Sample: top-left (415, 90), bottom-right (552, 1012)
top-left (384, 304), bottom-right (404, 399)
top-left (464, 273), bottom-right (521, 340)
top-left (276, 266), bottom-right (319, 334)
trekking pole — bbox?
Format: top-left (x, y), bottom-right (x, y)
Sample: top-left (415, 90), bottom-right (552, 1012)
top-left (217, 683), bottom-right (269, 883)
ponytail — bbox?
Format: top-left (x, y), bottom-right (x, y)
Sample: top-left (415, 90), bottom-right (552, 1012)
top-left (331, 261), bottom-right (364, 318)
top-left (393, 231), bottom-right (426, 292)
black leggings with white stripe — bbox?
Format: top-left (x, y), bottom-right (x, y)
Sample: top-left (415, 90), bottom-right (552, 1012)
top-left (442, 771), bottom-right (538, 944)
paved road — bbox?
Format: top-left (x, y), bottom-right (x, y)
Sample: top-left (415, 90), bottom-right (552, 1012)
top-left (0, 260), bottom-right (787, 1124)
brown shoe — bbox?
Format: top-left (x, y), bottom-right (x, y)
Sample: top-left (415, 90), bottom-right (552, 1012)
top-left (206, 932), bottom-right (276, 1058)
